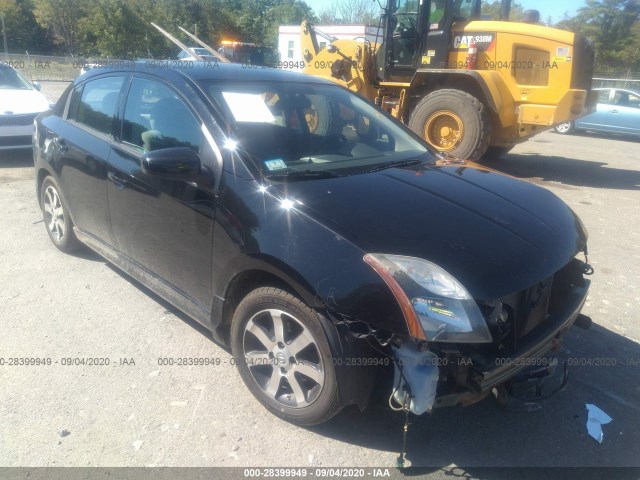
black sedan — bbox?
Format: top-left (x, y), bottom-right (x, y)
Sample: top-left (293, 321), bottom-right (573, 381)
top-left (34, 62), bottom-right (591, 425)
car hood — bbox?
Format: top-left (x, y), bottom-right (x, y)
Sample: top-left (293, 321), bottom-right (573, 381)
top-left (271, 162), bottom-right (587, 300)
top-left (0, 88), bottom-right (50, 115)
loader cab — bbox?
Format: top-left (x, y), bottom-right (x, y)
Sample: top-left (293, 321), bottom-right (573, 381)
top-left (376, 0), bottom-right (481, 81)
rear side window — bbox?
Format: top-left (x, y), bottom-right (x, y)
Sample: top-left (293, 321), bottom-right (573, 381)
top-left (122, 77), bottom-right (202, 152)
top-left (76, 76), bottom-right (125, 136)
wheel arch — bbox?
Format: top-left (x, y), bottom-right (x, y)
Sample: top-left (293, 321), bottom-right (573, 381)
top-left (36, 166), bottom-right (79, 226)
top-left (219, 265), bottom-right (377, 413)
top-left (36, 167), bottom-right (52, 203)
top-left (213, 259), bottom-right (325, 346)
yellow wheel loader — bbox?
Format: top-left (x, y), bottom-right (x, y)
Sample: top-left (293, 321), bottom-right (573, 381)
top-left (300, 0), bottom-right (596, 160)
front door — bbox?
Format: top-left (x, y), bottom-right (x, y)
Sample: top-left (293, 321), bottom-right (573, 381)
top-left (106, 76), bottom-right (217, 311)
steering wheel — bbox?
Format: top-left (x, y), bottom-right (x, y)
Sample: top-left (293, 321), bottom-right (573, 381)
top-left (395, 15), bottom-right (417, 35)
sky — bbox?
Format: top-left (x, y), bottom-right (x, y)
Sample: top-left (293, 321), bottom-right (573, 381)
top-left (303, 0), bottom-right (587, 24)
top-left (516, 0), bottom-right (586, 22)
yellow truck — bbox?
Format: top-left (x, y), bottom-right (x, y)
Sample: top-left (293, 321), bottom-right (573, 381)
top-left (300, 0), bottom-right (596, 160)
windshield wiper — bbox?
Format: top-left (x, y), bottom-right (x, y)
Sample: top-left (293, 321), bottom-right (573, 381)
top-left (360, 158), bottom-right (424, 174)
top-left (265, 169), bottom-right (343, 180)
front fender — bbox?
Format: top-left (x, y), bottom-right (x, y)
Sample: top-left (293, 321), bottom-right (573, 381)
top-left (210, 171), bottom-right (408, 337)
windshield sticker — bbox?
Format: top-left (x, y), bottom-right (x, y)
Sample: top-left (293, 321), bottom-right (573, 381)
top-left (222, 92), bottom-right (275, 123)
top-left (264, 159), bottom-right (287, 171)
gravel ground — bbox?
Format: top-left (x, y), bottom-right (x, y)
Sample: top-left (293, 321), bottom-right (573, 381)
top-left (1, 83), bottom-right (639, 471)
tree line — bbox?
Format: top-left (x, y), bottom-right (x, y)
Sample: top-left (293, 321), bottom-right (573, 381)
top-left (0, 0), bottom-right (638, 72)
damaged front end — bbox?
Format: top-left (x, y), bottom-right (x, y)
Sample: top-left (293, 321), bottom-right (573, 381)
top-left (363, 254), bottom-right (592, 415)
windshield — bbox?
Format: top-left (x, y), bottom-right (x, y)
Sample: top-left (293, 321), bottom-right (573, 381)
top-left (0, 66), bottom-right (32, 90)
top-left (202, 81), bottom-right (432, 178)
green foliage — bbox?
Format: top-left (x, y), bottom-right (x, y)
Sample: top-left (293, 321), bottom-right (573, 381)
top-left (318, 0), bottom-right (380, 25)
top-left (557, 0), bottom-right (640, 71)
top-left (480, 1), bottom-right (526, 22)
top-left (33, 0), bottom-right (87, 54)
top-left (1, 0), bottom-right (48, 54)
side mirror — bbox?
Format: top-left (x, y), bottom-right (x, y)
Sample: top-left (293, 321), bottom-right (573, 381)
top-left (141, 147), bottom-right (201, 180)
top-left (32, 81), bottom-right (42, 91)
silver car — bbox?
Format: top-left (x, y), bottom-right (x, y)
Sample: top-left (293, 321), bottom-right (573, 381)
top-left (555, 87), bottom-right (640, 137)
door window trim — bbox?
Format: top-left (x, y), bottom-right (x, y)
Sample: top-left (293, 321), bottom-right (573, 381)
top-left (66, 73), bottom-right (129, 142)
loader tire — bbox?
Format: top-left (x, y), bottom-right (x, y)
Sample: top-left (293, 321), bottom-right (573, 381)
top-left (408, 89), bottom-right (491, 161)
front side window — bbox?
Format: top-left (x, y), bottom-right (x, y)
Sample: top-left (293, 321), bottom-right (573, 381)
top-left (203, 81), bottom-right (431, 178)
top-left (122, 77), bottom-right (202, 152)
top-left (76, 76), bottom-right (125, 136)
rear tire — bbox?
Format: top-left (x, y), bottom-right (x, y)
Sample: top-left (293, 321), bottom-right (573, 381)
top-left (40, 176), bottom-right (81, 253)
top-left (408, 89), bottom-right (491, 161)
top-left (554, 121), bottom-right (574, 134)
top-left (230, 287), bottom-right (341, 425)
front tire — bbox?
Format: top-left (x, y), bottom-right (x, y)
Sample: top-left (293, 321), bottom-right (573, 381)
top-left (230, 287), bottom-right (341, 425)
top-left (554, 121), bottom-right (574, 134)
top-left (408, 89), bottom-right (491, 161)
top-left (40, 176), bottom-right (81, 253)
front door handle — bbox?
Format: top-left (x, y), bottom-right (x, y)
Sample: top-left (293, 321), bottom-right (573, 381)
top-left (107, 171), bottom-right (127, 190)
top-left (610, 109), bottom-right (619, 114)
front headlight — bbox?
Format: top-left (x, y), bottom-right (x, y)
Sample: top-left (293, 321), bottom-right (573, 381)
top-left (364, 254), bottom-right (492, 343)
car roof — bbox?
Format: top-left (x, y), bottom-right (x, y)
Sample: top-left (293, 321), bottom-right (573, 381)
top-left (77, 61), bottom-right (333, 87)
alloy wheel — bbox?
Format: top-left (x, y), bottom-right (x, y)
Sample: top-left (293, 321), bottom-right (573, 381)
top-left (242, 308), bottom-right (325, 408)
top-left (43, 185), bottom-right (66, 243)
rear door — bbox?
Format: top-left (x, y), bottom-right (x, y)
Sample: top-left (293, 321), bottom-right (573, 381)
top-left (106, 75), bottom-right (218, 311)
top-left (53, 74), bottom-right (127, 244)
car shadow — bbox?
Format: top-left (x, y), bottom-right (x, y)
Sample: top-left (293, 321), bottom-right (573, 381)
top-left (67, 244), bottom-right (105, 262)
top-left (308, 324), bottom-right (640, 467)
top-left (0, 149), bottom-right (33, 167)
top-left (485, 153), bottom-right (640, 191)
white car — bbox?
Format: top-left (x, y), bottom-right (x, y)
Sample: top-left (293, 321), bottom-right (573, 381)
top-left (1, 64), bottom-right (51, 150)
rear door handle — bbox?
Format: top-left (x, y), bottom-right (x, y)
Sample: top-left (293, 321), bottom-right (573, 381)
top-left (107, 171), bottom-right (127, 189)
top-left (610, 109), bottom-right (619, 114)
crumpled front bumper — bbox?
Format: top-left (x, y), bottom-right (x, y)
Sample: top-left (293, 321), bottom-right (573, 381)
top-left (469, 279), bottom-right (589, 392)
top-left (432, 279), bottom-right (589, 408)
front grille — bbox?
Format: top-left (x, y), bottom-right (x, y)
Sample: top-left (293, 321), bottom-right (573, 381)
top-left (0, 113), bottom-right (38, 127)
